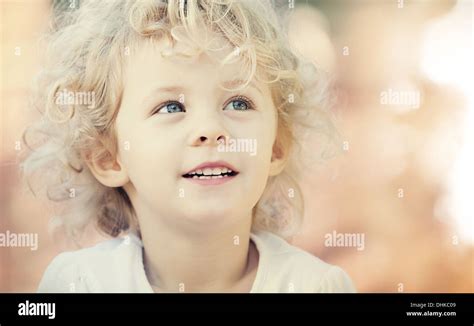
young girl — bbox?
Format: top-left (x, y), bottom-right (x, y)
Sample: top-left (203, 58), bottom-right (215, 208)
top-left (22, 0), bottom-right (355, 293)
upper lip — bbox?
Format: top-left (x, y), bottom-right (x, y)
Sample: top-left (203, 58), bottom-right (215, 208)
top-left (183, 160), bottom-right (239, 175)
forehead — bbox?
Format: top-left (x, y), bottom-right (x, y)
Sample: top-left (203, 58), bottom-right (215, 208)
top-left (123, 36), bottom-right (261, 93)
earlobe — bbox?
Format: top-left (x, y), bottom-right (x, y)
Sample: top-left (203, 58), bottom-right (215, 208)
top-left (269, 156), bottom-right (286, 176)
top-left (83, 149), bottom-right (130, 188)
top-left (268, 143), bottom-right (287, 176)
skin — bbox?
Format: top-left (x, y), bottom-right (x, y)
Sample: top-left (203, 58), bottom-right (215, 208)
top-left (86, 38), bottom-right (287, 292)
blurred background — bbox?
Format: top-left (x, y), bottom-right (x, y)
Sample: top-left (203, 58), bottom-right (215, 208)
top-left (1, 0), bottom-right (473, 292)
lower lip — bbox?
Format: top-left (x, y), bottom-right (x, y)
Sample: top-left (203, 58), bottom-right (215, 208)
top-left (183, 174), bottom-right (238, 186)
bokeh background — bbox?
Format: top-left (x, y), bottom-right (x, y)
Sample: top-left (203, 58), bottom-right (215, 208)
top-left (1, 0), bottom-right (473, 292)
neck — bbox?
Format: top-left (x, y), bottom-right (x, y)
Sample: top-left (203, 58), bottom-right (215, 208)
top-left (139, 211), bottom-right (256, 293)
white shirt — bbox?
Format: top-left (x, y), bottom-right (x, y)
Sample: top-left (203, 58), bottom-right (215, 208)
top-left (37, 230), bottom-right (356, 293)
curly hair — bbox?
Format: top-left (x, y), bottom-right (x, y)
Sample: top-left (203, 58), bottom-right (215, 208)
top-left (20, 0), bottom-right (339, 241)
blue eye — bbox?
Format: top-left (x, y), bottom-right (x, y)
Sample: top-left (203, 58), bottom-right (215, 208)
top-left (224, 97), bottom-right (253, 111)
top-left (154, 101), bottom-right (185, 114)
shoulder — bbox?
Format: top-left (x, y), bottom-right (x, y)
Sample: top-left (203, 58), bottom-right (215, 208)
top-left (37, 235), bottom-right (142, 293)
top-left (251, 231), bottom-right (356, 293)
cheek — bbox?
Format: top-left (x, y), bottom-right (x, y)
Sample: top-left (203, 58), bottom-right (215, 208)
top-left (229, 107), bottom-right (277, 150)
top-left (254, 110), bottom-right (277, 161)
top-left (239, 114), bottom-right (276, 188)
top-left (116, 122), bottom-right (180, 188)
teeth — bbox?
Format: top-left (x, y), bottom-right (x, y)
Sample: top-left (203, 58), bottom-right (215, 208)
top-left (186, 166), bottom-right (236, 177)
top-left (192, 175), bottom-right (229, 179)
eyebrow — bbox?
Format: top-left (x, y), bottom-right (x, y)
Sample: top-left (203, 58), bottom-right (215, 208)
top-left (220, 79), bottom-right (264, 95)
top-left (142, 80), bottom-right (263, 106)
top-left (141, 86), bottom-right (186, 106)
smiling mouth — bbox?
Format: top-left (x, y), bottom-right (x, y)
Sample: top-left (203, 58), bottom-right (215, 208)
top-left (182, 168), bottom-right (239, 179)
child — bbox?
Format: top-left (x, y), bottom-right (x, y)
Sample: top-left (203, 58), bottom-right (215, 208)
top-left (22, 0), bottom-right (355, 293)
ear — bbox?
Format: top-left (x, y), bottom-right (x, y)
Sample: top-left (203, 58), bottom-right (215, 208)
top-left (268, 139), bottom-right (288, 177)
top-left (82, 145), bottom-right (129, 188)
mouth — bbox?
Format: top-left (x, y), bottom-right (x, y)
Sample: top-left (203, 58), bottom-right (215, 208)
top-left (182, 161), bottom-right (239, 185)
top-left (182, 167), bottom-right (238, 179)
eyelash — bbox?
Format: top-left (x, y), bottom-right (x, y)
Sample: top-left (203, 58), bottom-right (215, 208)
top-left (152, 95), bottom-right (255, 115)
top-left (224, 95), bottom-right (255, 111)
top-left (152, 100), bottom-right (185, 115)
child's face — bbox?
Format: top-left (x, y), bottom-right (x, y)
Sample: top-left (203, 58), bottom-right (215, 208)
top-left (112, 39), bottom-right (284, 229)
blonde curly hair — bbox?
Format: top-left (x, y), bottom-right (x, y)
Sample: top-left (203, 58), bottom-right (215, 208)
top-left (20, 0), bottom-right (338, 241)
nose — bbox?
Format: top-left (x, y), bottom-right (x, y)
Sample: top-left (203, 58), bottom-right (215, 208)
top-left (193, 132), bottom-right (229, 147)
top-left (190, 116), bottom-right (230, 147)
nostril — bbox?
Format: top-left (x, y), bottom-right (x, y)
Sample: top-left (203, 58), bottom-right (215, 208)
top-left (199, 136), bottom-right (207, 142)
top-left (217, 135), bottom-right (226, 144)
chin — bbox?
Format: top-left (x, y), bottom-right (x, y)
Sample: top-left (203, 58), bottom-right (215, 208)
top-left (180, 204), bottom-right (243, 224)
